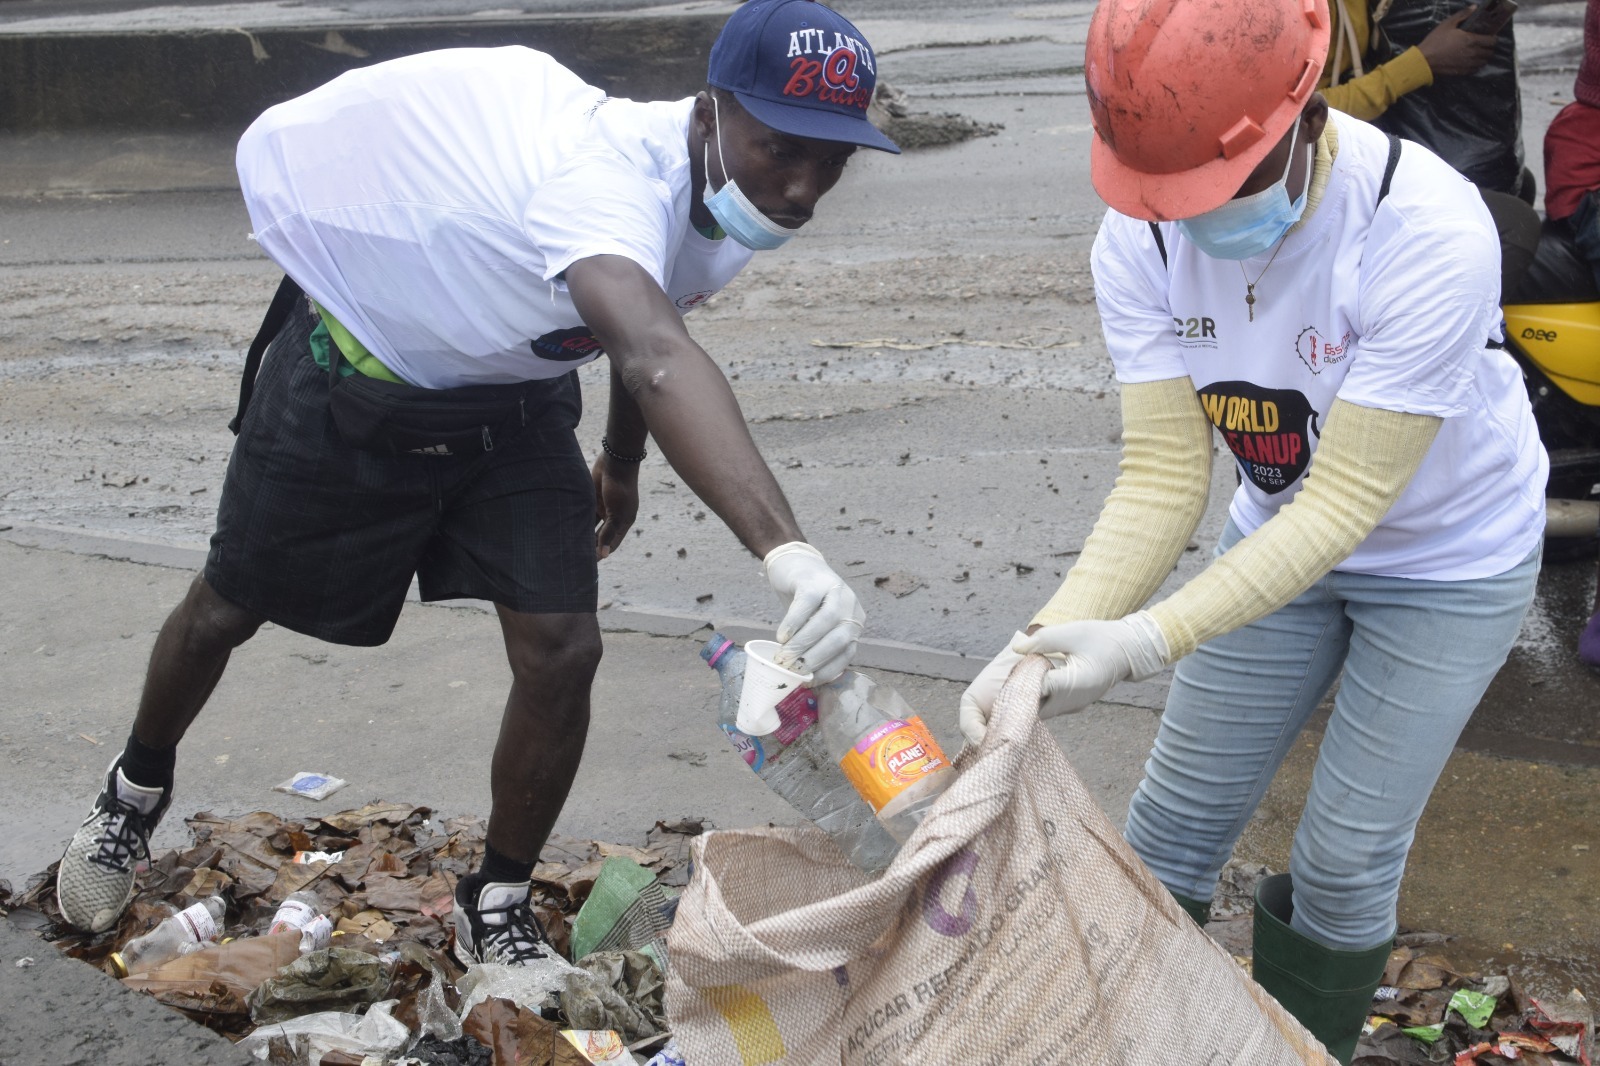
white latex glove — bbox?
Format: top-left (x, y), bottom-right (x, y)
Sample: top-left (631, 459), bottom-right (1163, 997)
top-left (762, 542), bottom-right (864, 684)
top-left (958, 635), bottom-right (1027, 747)
top-left (1012, 611), bottom-right (1170, 717)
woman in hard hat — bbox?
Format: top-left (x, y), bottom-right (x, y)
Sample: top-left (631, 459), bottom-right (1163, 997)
top-left (958, 0), bottom-right (1546, 1059)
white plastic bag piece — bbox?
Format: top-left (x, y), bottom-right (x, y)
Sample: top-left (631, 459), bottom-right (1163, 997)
top-left (238, 998), bottom-right (409, 1063)
top-left (455, 957), bottom-right (586, 1019)
top-left (272, 772), bottom-right (348, 801)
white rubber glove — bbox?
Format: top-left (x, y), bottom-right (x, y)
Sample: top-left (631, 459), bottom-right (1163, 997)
top-left (958, 635), bottom-right (1028, 747)
top-left (762, 542), bottom-right (864, 684)
top-left (1012, 611), bottom-right (1170, 717)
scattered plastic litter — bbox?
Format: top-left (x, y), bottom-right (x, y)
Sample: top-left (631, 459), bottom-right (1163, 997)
top-left (274, 772), bottom-right (349, 801)
top-left (237, 998), bottom-right (412, 1062)
top-left (1350, 931), bottom-right (1593, 1064)
top-left (5, 795), bottom-right (1591, 1065)
top-left (0, 802), bottom-right (701, 1064)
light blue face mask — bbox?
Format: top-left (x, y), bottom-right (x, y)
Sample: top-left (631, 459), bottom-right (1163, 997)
top-left (1177, 122), bottom-right (1310, 260)
top-left (703, 96), bottom-right (794, 251)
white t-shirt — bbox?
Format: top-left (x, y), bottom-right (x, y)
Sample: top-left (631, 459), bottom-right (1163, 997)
top-left (1091, 114), bottom-right (1546, 580)
top-left (236, 47), bottom-right (753, 388)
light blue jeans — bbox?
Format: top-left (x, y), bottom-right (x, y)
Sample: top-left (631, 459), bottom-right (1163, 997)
top-left (1124, 520), bottom-right (1541, 951)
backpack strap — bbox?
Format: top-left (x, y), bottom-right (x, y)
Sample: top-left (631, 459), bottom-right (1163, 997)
top-left (1149, 220), bottom-right (1168, 268)
top-left (1377, 134), bottom-right (1402, 206)
top-left (229, 275), bottom-right (303, 435)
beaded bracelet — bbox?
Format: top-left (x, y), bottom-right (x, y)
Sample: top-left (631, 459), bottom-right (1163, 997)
top-left (601, 436), bottom-right (647, 463)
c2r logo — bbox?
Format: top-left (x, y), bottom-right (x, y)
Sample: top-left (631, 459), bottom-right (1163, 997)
top-left (1173, 316), bottom-right (1216, 340)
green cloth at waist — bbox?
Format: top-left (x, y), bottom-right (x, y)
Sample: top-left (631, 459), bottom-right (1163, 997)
top-left (308, 303), bottom-right (405, 383)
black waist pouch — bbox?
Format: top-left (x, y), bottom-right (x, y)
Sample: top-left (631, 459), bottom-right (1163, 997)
top-left (229, 276), bottom-right (570, 457)
top-left (325, 359), bottom-right (534, 456)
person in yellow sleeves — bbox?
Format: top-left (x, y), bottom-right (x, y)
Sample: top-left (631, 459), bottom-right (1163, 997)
top-left (1320, 0), bottom-right (1538, 291)
top-left (958, 0), bottom-right (1545, 1059)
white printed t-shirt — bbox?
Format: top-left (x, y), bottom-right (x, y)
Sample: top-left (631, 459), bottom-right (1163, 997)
top-left (1091, 113), bottom-right (1546, 581)
top-left (236, 47), bottom-right (753, 389)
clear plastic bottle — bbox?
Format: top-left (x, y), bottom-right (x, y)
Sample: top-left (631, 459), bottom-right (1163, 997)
top-left (118, 930), bottom-right (306, 989)
top-left (702, 634), bottom-right (899, 871)
top-left (109, 896), bottom-right (228, 977)
top-left (268, 892), bottom-right (318, 936)
top-left (268, 891), bottom-right (333, 953)
top-left (816, 669), bottom-right (956, 843)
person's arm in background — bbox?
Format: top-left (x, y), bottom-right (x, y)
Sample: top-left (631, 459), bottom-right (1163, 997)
top-left (1321, 0), bottom-right (1495, 119)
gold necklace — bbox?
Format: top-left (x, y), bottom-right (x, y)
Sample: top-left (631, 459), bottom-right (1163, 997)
top-left (1240, 234), bottom-right (1290, 322)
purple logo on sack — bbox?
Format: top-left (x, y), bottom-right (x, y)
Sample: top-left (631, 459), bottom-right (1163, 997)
top-left (922, 849), bottom-right (980, 938)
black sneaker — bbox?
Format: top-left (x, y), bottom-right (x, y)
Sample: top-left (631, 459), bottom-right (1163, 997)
top-left (56, 759), bottom-right (172, 932)
top-left (450, 879), bottom-right (557, 967)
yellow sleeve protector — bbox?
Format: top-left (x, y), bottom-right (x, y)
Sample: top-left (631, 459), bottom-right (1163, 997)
top-left (1031, 378), bottom-right (1215, 627)
top-left (1037, 391), bottom-right (1442, 662)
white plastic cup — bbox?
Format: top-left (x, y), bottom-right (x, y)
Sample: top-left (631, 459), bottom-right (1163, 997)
top-left (737, 639), bottom-right (814, 736)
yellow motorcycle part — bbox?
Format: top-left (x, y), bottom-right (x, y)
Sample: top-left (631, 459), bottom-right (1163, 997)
top-left (1503, 301), bottom-right (1600, 406)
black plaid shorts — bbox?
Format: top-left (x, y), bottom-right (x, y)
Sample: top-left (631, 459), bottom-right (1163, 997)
top-left (205, 301), bottom-right (598, 646)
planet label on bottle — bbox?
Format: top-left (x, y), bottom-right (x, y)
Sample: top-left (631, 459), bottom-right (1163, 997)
top-left (839, 716), bottom-right (950, 813)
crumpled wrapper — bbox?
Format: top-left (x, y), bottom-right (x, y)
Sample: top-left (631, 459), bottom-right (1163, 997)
top-left (247, 947), bottom-right (390, 1025)
top-left (456, 952), bottom-right (663, 1045)
top-left (564, 951), bottom-right (664, 1041)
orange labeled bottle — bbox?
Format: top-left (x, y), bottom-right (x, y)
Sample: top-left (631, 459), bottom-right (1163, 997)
top-left (818, 670), bottom-right (955, 843)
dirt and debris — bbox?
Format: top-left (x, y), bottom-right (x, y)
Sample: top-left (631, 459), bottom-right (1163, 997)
top-left (0, 804), bottom-right (701, 1065)
top-left (869, 84), bottom-right (1002, 150)
top-left (0, 811), bottom-right (1595, 1064)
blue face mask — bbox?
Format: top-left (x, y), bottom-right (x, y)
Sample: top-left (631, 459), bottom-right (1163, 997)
top-left (703, 97), bottom-right (794, 251)
top-left (1177, 123), bottom-right (1310, 260)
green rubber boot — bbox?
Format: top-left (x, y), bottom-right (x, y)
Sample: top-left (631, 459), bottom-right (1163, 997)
top-left (1252, 874), bottom-right (1391, 1065)
top-left (1171, 890), bottom-right (1211, 927)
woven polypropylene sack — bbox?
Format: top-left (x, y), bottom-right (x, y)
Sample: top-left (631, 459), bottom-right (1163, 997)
top-left (664, 656), bottom-right (1337, 1065)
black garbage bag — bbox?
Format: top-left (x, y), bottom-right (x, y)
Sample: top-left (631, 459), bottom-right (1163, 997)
top-left (1371, 0), bottom-right (1524, 193)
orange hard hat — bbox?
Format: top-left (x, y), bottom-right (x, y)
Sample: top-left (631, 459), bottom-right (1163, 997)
top-left (1085, 0), bottom-right (1330, 221)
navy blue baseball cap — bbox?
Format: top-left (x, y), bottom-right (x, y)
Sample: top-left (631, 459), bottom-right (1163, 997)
top-left (708, 0), bottom-right (900, 154)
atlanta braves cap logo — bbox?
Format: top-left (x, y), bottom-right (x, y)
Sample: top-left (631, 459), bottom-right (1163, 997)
top-left (708, 0), bottom-right (900, 154)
